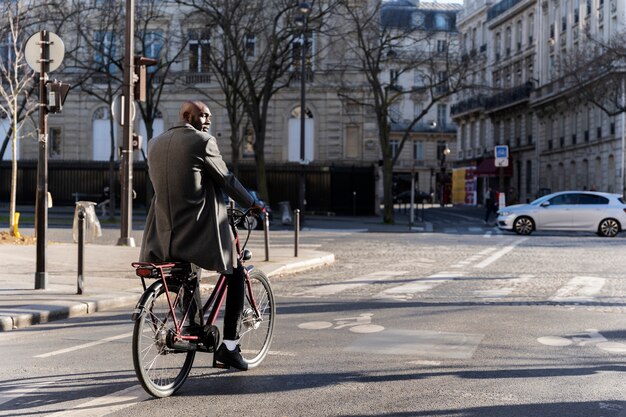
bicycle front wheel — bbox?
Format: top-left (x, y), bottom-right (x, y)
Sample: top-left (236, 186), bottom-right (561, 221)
top-left (239, 268), bottom-right (275, 368)
top-left (132, 281), bottom-right (196, 398)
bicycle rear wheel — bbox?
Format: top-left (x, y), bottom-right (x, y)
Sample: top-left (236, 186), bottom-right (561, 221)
top-left (238, 268), bottom-right (275, 368)
top-left (132, 281), bottom-right (197, 397)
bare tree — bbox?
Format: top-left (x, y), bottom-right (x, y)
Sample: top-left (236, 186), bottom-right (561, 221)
top-left (559, 31), bottom-right (626, 118)
top-left (332, 1), bottom-right (470, 223)
top-left (177, 0), bottom-right (336, 204)
top-left (0, 1), bottom-right (38, 236)
top-left (54, 0), bottom-right (126, 219)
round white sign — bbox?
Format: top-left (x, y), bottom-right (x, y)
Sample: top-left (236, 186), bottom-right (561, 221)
top-left (24, 31), bottom-right (65, 73)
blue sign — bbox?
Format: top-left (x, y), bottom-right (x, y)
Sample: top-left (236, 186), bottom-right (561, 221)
top-left (495, 145), bottom-right (509, 158)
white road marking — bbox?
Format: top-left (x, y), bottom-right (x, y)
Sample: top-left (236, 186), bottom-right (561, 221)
top-left (474, 238), bottom-right (528, 268)
top-left (474, 274), bottom-right (533, 298)
top-left (34, 332), bottom-right (133, 358)
top-left (374, 272), bottom-right (464, 301)
top-left (295, 271), bottom-right (408, 297)
top-left (44, 385), bottom-right (150, 417)
top-left (549, 276), bottom-right (606, 303)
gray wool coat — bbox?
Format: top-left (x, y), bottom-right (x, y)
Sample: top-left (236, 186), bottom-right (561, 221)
top-left (139, 122), bottom-right (254, 273)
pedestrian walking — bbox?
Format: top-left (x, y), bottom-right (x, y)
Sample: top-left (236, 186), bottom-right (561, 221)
top-left (484, 187), bottom-right (498, 224)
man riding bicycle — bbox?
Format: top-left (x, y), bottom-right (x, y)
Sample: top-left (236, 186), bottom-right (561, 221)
top-left (140, 100), bottom-right (259, 371)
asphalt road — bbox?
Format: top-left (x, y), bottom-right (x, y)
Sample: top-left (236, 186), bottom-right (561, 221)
top-left (3, 227), bottom-right (626, 416)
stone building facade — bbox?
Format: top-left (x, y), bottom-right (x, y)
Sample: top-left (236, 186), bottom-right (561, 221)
top-left (452, 0), bottom-right (626, 205)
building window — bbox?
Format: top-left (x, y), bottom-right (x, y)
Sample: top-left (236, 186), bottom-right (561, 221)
top-left (437, 104), bottom-right (447, 127)
top-left (94, 31), bottom-right (116, 73)
top-left (142, 30), bottom-right (163, 73)
top-left (389, 102), bottom-right (400, 123)
top-left (437, 40), bottom-right (447, 53)
top-left (525, 160), bottom-right (532, 196)
top-left (189, 28), bottom-right (210, 73)
top-left (345, 125), bottom-right (360, 159)
top-left (434, 14), bottom-right (449, 30)
top-left (390, 140), bottom-right (399, 158)
top-left (505, 26), bottom-right (512, 56)
top-left (0, 33), bottom-right (15, 69)
top-left (244, 34), bottom-right (256, 58)
top-left (49, 127), bottom-right (62, 158)
top-left (242, 125), bottom-right (255, 158)
top-left (413, 140), bottom-right (424, 161)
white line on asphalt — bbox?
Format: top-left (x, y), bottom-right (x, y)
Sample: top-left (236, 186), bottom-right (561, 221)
top-left (0, 381), bottom-right (55, 406)
top-left (34, 332), bottom-right (133, 358)
top-left (549, 276), bottom-right (606, 303)
top-left (295, 271), bottom-right (408, 297)
top-left (43, 385), bottom-right (150, 417)
top-left (373, 271), bottom-right (464, 301)
top-left (473, 238), bottom-right (528, 269)
top-left (473, 274), bottom-right (534, 298)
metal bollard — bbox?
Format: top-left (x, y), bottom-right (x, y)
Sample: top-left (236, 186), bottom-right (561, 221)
top-left (77, 207), bottom-right (85, 295)
top-left (263, 213), bottom-right (270, 261)
top-left (294, 209), bottom-right (300, 257)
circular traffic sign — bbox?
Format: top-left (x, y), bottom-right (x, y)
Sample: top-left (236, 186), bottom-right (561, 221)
top-left (24, 31), bottom-right (65, 73)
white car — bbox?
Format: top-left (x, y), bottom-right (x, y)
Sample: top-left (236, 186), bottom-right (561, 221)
top-left (497, 191), bottom-right (626, 237)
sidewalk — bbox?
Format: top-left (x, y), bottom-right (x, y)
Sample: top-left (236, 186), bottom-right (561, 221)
top-left (0, 226), bottom-right (334, 332)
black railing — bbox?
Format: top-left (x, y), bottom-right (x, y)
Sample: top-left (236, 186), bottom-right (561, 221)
top-left (451, 95), bottom-right (486, 116)
top-left (0, 161), bottom-right (375, 215)
top-left (484, 82), bottom-right (533, 111)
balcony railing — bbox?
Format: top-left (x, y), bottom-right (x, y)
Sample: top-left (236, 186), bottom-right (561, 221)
top-left (484, 82), bottom-right (533, 111)
top-left (451, 95), bottom-right (486, 116)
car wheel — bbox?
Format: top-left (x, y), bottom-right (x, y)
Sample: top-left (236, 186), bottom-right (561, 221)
top-left (598, 218), bottom-right (620, 237)
top-left (513, 216), bottom-right (534, 235)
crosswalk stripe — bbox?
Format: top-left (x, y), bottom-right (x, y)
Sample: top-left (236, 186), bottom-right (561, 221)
top-left (374, 271), bottom-right (464, 301)
top-left (295, 271), bottom-right (408, 297)
top-left (549, 276), bottom-right (606, 303)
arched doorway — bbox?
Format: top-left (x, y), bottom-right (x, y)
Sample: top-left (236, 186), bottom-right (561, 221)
top-left (139, 110), bottom-right (164, 160)
top-left (288, 106), bottom-right (314, 162)
top-left (92, 106), bottom-right (117, 161)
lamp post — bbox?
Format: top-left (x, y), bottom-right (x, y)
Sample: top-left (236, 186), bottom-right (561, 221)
top-left (296, 2), bottom-right (311, 220)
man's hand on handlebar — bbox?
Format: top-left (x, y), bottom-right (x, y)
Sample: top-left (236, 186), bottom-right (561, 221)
top-left (249, 204), bottom-right (265, 215)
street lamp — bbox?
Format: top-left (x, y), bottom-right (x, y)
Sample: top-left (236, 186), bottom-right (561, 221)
top-left (296, 2), bottom-right (311, 218)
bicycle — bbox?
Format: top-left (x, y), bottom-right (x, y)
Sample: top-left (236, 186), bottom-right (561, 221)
top-left (130, 208), bottom-right (275, 398)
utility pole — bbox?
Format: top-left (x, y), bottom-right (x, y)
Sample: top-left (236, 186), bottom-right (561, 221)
top-left (35, 30), bottom-right (50, 289)
top-left (118, 0), bottom-right (135, 246)
top-left (25, 30), bottom-right (68, 289)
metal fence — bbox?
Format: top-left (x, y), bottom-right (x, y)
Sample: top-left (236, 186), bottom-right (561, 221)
top-left (0, 161), bottom-right (376, 215)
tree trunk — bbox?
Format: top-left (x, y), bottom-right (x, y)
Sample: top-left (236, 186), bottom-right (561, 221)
top-left (382, 156), bottom-right (394, 224)
top-left (9, 114), bottom-right (17, 236)
top-left (108, 116), bottom-right (116, 220)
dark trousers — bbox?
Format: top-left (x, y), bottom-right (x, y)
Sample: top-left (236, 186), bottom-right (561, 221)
top-left (484, 203), bottom-right (496, 222)
top-left (223, 266), bottom-right (245, 340)
top-left (185, 265), bottom-right (245, 340)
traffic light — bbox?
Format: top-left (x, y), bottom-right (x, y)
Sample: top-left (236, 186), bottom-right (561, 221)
top-left (133, 56), bottom-right (158, 102)
top-left (47, 80), bottom-right (70, 113)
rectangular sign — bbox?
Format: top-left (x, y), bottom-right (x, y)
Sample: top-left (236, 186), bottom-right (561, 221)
top-left (495, 145), bottom-right (509, 158)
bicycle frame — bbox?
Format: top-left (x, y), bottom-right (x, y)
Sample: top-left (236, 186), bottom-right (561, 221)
top-left (132, 208), bottom-right (262, 347)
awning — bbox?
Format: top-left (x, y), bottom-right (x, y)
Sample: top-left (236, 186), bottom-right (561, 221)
top-left (475, 157), bottom-right (513, 177)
